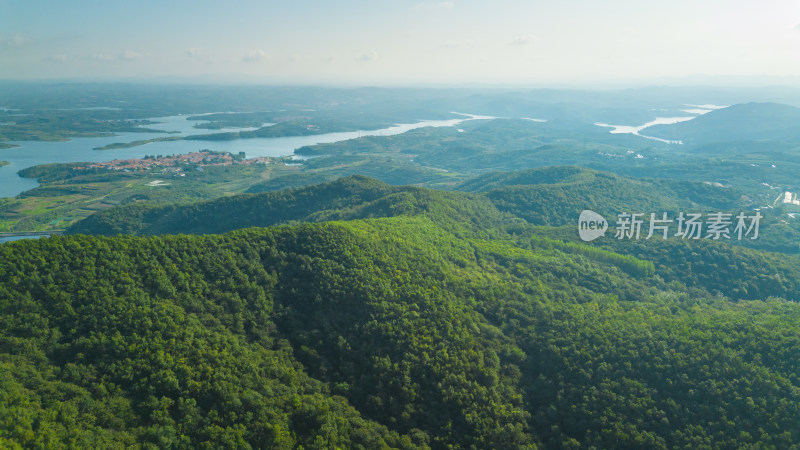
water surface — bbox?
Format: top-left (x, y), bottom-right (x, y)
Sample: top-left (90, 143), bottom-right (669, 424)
top-left (0, 113), bottom-right (487, 198)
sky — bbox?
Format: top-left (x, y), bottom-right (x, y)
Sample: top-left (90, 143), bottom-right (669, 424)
top-left (2, 0), bottom-right (800, 86)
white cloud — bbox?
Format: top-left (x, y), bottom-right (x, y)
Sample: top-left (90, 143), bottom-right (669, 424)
top-left (355, 51), bottom-right (377, 62)
top-left (243, 49), bottom-right (269, 62)
top-left (45, 54), bottom-right (69, 63)
top-left (509, 34), bottom-right (537, 46)
top-left (122, 50), bottom-right (145, 60)
top-left (88, 51), bottom-right (148, 62)
top-left (0, 33), bottom-right (30, 49)
top-left (185, 48), bottom-right (204, 57)
top-left (413, 1), bottom-right (454, 11)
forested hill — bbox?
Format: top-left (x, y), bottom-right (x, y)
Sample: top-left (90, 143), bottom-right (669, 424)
top-left (5, 215), bottom-right (800, 447)
top-left (458, 166), bottom-right (748, 227)
top-left (645, 102), bottom-right (800, 144)
top-left (457, 166), bottom-right (800, 254)
top-left (68, 167), bottom-right (748, 237)
top-left (67, 175), bottom-right (511, 237)
top-left (68, 167), bottom-right (800, 256)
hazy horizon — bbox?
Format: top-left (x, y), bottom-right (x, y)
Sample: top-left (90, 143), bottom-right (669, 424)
top-left (3, 0), bottom-right (800, 87)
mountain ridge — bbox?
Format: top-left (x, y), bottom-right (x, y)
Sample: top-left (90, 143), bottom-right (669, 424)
top-left (646, 102), bottom-right (800, 144)
top-left (5, 213), bottom-right (800, 447)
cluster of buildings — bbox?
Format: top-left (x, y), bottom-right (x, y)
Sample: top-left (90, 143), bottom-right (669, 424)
top-left (781, 191), bottom-right (800, 206)
top-left (85, 151), bottom-right (274, 173)
top-left (596, 150), bottom-right (645, 159)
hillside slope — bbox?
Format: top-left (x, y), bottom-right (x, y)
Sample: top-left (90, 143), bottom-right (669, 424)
top-left (645, 102), bottom-right (800, 144)
top-left (4, 216), bottom-right (800, 447)
top-left (459, 166), bottom-right (749, 226)
top-left (69, 168), bottom-right (749, 237)
top-left (68, 175), bottom-right (509, 237)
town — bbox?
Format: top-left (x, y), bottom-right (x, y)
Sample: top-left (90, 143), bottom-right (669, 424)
top-left (84, 150), bottom-right (278, 175)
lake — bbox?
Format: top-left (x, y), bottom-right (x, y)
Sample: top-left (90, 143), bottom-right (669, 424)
top-left (0, 113), bottom-right (489, 198)
top-left (0, 235), bottom-right (48, 244)
top-left (593, 104), bottom-right (728, 144)
top-left (594, 116), bottom-right (695, 144)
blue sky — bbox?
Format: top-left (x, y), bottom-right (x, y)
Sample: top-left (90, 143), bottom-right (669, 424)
top-left (2, 0), bottom-right (800, 85)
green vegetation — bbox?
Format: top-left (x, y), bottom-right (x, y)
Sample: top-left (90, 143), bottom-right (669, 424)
top-left (263, 114), bottom-right (800, 207)
top-left (292, 119), bottom-right (664, 173)
top-left (530, 235), bottom-right (655, 277)
top-left (269, 154), bottom-right (466, 189)
top-left (69, 174), bottom-right (800, 300)
top-left (69, 167), bottom-right (800, 253)
top-left (0, 160), bottom-right (288, 232)
top-left (93, 136), bottom-right (184, 150)
top-left (186, 123), bottom-right (329, 141)
top-left (2, 149), bottom-right (466, 233)
top-left (7, 84), bottom-right (800, 447)
top-left (185, 110), bottom-right (454, 133)
top-left (646, 102), bottom-right (800, 144)
top-left (530, 223), bottom-right (800, 301)
top-left (6, 199), bottom-right (800, 446)
top-left (187, 112), bottom-right (272, 129)
top-left (0, 109), bottom-right (164, 142)
top-left (0, 83), bottom-right (464, 149)
top-left (460, 166), bottom-right (749, 225)
top-left (67, 175), bottom-right (510, 237)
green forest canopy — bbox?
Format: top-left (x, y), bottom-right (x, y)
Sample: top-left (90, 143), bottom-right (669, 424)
top-left (4, 171), bottom-right (800, 447)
